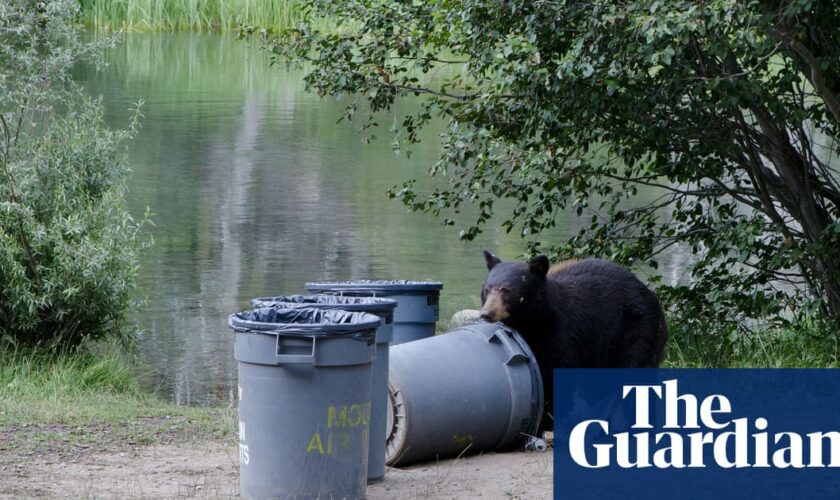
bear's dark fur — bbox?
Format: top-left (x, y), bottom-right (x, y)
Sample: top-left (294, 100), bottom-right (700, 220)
top-left (480, 251), bottom-right (668, 431)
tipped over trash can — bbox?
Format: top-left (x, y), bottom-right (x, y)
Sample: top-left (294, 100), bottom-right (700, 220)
top-left (250, 295), bottom-right (397, 484)
top-left (385, 321), bottom-right (543, 466)
top-left (304, 280), bottom-right (443, 345)
top-left (228, 307), bottom-right (381, 499)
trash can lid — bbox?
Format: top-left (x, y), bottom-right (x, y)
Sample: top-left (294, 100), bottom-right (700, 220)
top-left (228, 307), bottom-right (381, 338)
top-left (251, 294), bottom-right (397, 314)
top-left (305, 280), bottom-right (443, 294)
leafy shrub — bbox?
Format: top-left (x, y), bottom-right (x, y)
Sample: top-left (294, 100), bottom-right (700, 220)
top-left (0, 0), bottom-right (148, 348)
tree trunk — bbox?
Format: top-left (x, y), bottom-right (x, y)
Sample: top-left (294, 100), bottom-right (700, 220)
top-left (746, 102), bottom-right (840, 327)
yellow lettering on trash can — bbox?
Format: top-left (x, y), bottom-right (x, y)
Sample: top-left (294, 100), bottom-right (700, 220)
top-left (308, 402), bottom-right (371, 454)
top-left (327, 403), bottom-right (371, 428)
top-left (349, 405), bottom-right (363, 427)
top-left (328, 405), bottom-right (348, 428)
top-left (307, 432), bottom-right (325, 454)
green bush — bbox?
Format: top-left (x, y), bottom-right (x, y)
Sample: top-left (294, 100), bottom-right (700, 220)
top-left (0, 1), bottom-right (148, 348)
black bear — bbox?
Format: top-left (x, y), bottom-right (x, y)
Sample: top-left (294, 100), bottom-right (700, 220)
top-left (480, 251), bottom-right (668, 431)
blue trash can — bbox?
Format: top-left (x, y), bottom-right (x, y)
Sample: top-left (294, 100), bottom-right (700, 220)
top-left (228, 307), bottom-right (380, 499)
top-left (305, 280), bottom-right (443, 345)
top-left (250, 295), bottom-right (397, 483)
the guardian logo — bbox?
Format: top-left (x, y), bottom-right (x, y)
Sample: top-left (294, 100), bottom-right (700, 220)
top-left (568, 379), bottom-right (840, 469)
top-left (555, 369), bottom-right (840, 499)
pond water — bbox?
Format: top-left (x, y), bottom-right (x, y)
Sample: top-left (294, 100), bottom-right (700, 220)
top-left (79, 33), bottom-right (687, 405)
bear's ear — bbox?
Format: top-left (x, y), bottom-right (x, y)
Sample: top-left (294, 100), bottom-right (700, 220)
top-left (483, 250), bottom-right (501, 270)
top-left (528, 255), bottom-right (549, 276)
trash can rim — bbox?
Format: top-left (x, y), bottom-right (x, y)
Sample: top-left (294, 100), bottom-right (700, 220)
top-left (228, 307), bottom-right (381, 337)
top-left (305, 280), bottom-right (443, 294)
top-left (251, 294), bottom-right (398, 314)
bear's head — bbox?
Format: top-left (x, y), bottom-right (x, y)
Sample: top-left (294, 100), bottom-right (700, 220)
top-left (480, 250), bottom-right (549, 327)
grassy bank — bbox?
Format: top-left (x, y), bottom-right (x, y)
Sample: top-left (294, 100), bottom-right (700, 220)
top-left (0, 347), bottom-right (233, 453)
top-left (663, 318), bottom-right (840, 368)
top-left (78, 0), bottom-right (303, 32)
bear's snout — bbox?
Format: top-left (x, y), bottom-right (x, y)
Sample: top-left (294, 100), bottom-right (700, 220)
top-left (480, 291), bottom-right (510, 322)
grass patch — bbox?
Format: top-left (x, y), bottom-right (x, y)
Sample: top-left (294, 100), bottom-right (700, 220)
top-left (663, 316), bottom-right (840, 368)
top-left (0, 345), bottom-right (233, 451)
top-left (78, 0), bottom-right (305, 32)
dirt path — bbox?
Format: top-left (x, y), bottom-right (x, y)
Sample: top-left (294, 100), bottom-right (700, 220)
top-left (0, 425), bottom-right (552, 499)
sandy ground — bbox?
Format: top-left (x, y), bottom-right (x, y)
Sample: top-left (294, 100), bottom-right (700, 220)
top-left (0, 438), bottom-right (553, 499)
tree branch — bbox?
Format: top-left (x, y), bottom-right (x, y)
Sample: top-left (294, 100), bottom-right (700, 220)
top-left (768, 26), bottom-right (840, 126)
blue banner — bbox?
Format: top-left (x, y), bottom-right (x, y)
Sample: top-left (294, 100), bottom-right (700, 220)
top-left (554, 369), bottom-right (840, 499)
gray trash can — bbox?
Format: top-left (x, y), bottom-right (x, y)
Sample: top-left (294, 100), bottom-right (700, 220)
top-left (385, 321), bottom-right (543, 466)
top-left (228, 307), bottom-right (381, 499)
top-left (305, 280), bottom-right (443, 345)
top-left (250, 295), bottom-right (397, 484)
